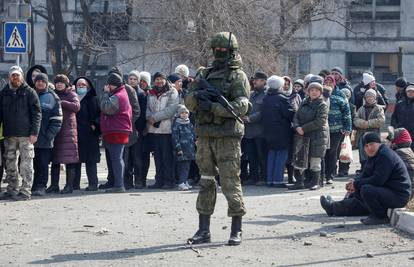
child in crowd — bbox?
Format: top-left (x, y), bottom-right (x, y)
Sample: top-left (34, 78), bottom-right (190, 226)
top-left (172, 105), bottom-right (196, 190)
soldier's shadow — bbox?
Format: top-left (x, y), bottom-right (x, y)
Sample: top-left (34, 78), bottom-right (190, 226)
top-left (28, 242), bottom-right (225, 264)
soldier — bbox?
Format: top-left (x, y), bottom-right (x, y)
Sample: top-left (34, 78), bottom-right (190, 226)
top-left (185, 32), bottom-right (250, 246)
top-left (0, 66), bottom-right (41, 201)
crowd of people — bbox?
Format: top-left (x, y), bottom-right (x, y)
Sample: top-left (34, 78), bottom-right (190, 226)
top-left (0, 62), bottom-right (413, 216)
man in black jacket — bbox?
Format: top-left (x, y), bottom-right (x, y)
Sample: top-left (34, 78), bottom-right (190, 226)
top-left (391, 83), bottom-right (414, 150)
top-left (0, 66), bottom-right (41, 200)
top-left (320, 132), bottom-right (412, 225)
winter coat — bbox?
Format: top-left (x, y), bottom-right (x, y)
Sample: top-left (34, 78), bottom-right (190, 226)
top-left (354, 144), bottom-right (412, 200)
top-left (328, 87), bottom-right (352, 133)
top-left (244, 88), bottom-right (266, 139)
top-left (353, 82), bottom-right (388, 110)
top-left (124, 84), bottom-right (140, 146)
top-left (0, 82), bottom-right (41, 137)
top-left (100, 85), bottom-right (132, 136)
top-left (350, 102), bottom-right (357, 129)
top-left (35, 87), bottom-right (62, 149)
top-left (354, 104), bottom-right (385, 145)
top-left (172, 118), bottom-right (196, 161)
top-left (288, 92), bottom-right (302, 112)
top-left (52, 87), bottom-right (80, 164)
top-left (261, 90), bottom-right (295, 150)
top-left (293, 97), bottom-right (329, 158)
top-left (73, 77), bottom-right (101, 164)
top-left (393, 147), bottom-right (414, 197)
top-left (391, 98), bottom-right (414, 145)
top-left (135, 87), bottom-right (148, 134)
top-left (146, 83), bottom-right (179, 135)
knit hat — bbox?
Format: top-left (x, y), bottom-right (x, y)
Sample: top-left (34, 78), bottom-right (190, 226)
top-left (253, 71), bottom-right (268, 80)
top-left (331, 66), bottom-right (344, 75)
top-left (128, 70), bottom-right (140, 80)
top-left (34, 73), bottom-right (49, 84)
top-left (294, 79), bottom-right (304, 88)
top-left (9, 65), bottom-right (24, 76)
top-left (342, 88), bottom-right (352, 99)
top-left (139, 71), bottom-right (151, 85)
top-left (107, 73), bottom-right (123, 87)
top-left (390, 127), bottom-right (412, 147)
top-left (363, 72), bottom-right (375, 86)
top-left (324, 75), bottom-right (336, 87)
top-left (406, 83), bottom-right (414, 92)
top-left (308, 82), bottom-right (323, 93)
top-left (54, 74), bottom-right (70, 87)
top-left (364, 88), bottom-right (377, 99)
top-left (168, 73), bottom-right (181, 84)
top-left (108, 66), bottom-right (122, 77)
top-left (304, 74), bottom-right (314, 84)
top-left (175, 64), bottom-right (190, 78)
top-left (177, 104), bottom-right (189, 115)
top-left (267, 75), bottom-right (285, 90)
top-left (318, 69), bottom-right (331, 78)
top-left (153, 72), bottom-right (167, 81)
top-left (362, 132), bottom-right (381, 146)
top-left (308, 75), bottom-right (323, 85)
top-left (395, 77), bottom-right (407, 88)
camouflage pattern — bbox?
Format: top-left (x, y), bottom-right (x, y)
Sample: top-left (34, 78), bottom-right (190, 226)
top-left (185, 32), bottom-right (249, 217)
top-left (196, 137), bottom-right (246, 217)
top-left (4, 137), bottom-right (34, 196)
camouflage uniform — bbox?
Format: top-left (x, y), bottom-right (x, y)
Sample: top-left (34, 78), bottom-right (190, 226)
top-left (4, 137), bottom-right (34, 196)
top-left (185, 32), bottom-right (250, 217)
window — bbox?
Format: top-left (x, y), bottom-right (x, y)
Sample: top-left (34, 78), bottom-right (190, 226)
top-left (347, 52), bottom-right (399, 82)
top-left (348, 0), bottom-right (401, 21)
top-left (376, 0), bottom-right (400, 6)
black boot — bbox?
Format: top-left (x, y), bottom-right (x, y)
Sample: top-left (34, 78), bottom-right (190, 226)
top-left (303, 169), bottom-right (312, 188)
top-left (287, 164), bottom-right (296, 184)
top-left (320, 195), bottom-right (334, 216)
top-left (308, 171), bottom-right (320, 190)
top-left (61, 167), bottom-right (75, 194)
top-left (187, 214), bottom-right (211, 244)
top-left (288, 169), bottom-right (305, 190)
top-left (47, 164), bottom-right (61, 193)
top-left (228, 216), bottom-right (242, 246)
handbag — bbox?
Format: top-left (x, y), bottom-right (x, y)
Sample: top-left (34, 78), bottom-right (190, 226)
top-left (292, 134), bottom-right (310, 170)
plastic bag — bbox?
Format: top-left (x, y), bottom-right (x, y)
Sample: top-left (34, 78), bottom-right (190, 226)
top-left (292, 134), bottom-right (310, 170)
top-left (339, 135), bottom-right (353, 163)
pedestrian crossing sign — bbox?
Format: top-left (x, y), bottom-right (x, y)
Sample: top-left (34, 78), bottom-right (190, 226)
top-left (4, 22), bottom-right (28, 54)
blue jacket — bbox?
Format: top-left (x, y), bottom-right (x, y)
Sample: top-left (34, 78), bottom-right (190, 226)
top-left (261, 90), bottom-right (295, 150)
top-left (35, 87), bottom-right (63, 149)
top-left (172, 118), bottom-right (196, 161)
top-left (354, 144), bottom-right (412, 200)
top-left (328, 87), bottom-right (352, 133)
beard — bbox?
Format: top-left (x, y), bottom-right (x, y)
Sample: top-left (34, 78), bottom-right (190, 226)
top-left (10, 78), bottom-right (22, 88)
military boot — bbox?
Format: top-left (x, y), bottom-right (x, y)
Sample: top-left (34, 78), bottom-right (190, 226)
top-left (61, 167), bottom-right (75, 194)
top-left (228, 216), bottom-right (242, 246)
top-left (308, 171), bottom-right (320, 190)
top-left (288, 169), bottom-right (305, 190)
top-left (187, 214), bottom-right (211, 244)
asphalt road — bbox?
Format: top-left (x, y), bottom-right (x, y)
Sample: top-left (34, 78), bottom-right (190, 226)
top-left (0, 152), bottom-right (413, 266)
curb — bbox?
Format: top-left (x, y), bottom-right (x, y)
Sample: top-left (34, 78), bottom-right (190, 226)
top-left (389, 208), bottom-right (414, 235)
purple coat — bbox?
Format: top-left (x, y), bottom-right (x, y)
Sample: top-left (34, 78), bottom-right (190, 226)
top-left (52, 88), bottom-right (80, 164)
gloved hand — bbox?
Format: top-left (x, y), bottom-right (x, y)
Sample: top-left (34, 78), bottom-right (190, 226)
top-left (198, 98), bottom-right (213, 111)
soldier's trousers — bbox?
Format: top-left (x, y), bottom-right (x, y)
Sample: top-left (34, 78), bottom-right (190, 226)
top-left (4, 137), bottom-right (34, 196)
top-left (196, 136), bottom-right (246, 217)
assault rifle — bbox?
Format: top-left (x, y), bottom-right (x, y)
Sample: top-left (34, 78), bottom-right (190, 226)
top-left (196, 78), bottom-right (244, 124)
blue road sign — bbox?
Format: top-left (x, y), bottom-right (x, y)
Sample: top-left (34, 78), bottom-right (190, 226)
top-left (4, 22), bottom-right (28, 54)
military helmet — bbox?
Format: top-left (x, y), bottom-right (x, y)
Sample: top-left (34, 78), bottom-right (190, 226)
top-left (210, 32), bottom-right (239, 51)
